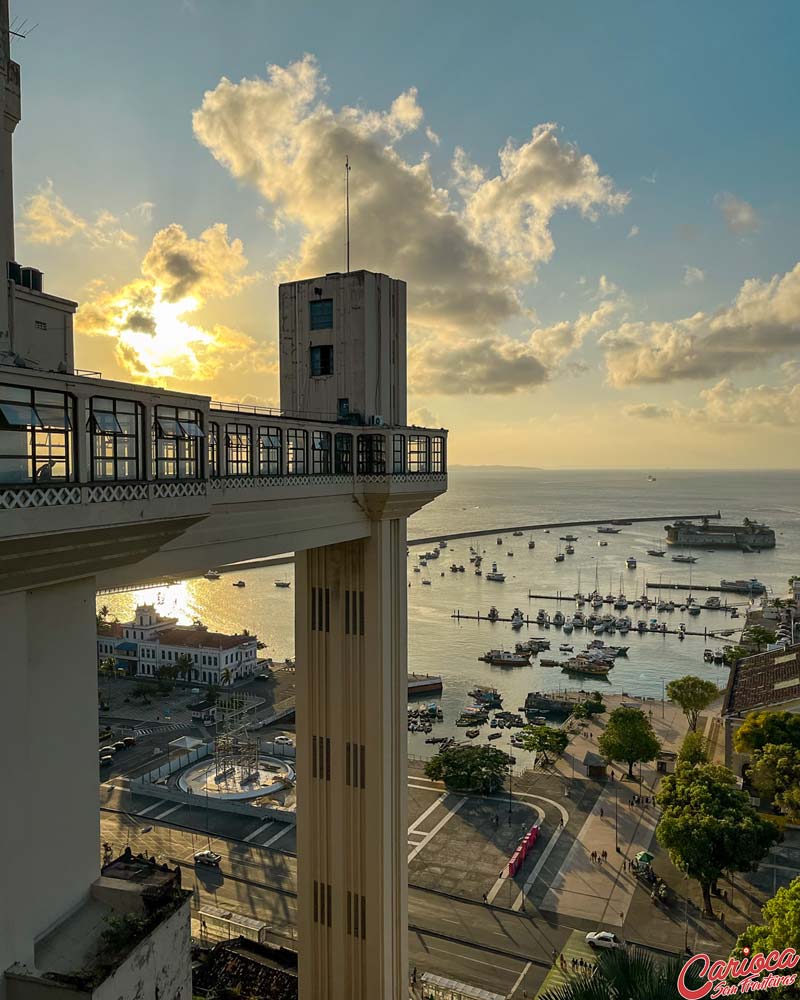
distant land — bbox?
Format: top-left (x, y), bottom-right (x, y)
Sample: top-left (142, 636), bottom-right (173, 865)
top-left (448, 464), bottom-right (544, 471)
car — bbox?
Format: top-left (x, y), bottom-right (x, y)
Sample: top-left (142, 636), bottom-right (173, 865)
top-left (194, 850), bottom-right (222, 867)
top-left (273, 735), bottom-right (294, 746)
top-left (99, 745), bottom-right (116, 756)
top-left (585, 930), bottom-right (625, 950)
top-left (113, 740), bottom-right (126, 752)
top-left (122, 736), bottom-right (136, 747)
top-left (99, 756), bottom-right (113, 768)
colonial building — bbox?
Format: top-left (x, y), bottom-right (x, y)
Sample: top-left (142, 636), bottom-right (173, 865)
top-left (97, 604), bottom-right (258, 684)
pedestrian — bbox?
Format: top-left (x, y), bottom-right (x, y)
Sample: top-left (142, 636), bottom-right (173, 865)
top-left (591, 850), bottom-right (596, 862)
top-left (552, 949), bottom-right (558, 965)
top-left (412, 967), bottom-right (417, 984)
top-left (482, 892), bottom-right (488, 904)
top-left (720, 912), bottom-right (726, 928)
top-left (603, 849), bottom-right (608, 861)
top-left (620, 912), bottom-right (624, 924)
top-left (558, 817), bottom-right (563, 828)
top-left (600, 807), bottom-right (604, 818)
top-left (611, 770), bottom-right (615, 780)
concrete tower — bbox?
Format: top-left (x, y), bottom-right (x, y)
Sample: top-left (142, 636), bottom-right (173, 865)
top-left (281, 270), bottom-right (413, 1000)
top-left (0, 0), bottom-right (20, 347)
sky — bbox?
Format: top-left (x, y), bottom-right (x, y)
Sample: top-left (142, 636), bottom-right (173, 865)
top-left (9, 0), bottom-right (800, 468)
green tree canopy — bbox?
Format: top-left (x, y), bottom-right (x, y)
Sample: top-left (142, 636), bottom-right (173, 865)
top-left (424, 745), bottom-right (510, 793)
top-left (748, 743), bottom-right (800, 820)
top-left (517, 724), bottom-right (569, 763)
top-left (735, 876), bottom-right (800, 974)
top-left (656, 762), bottom-right (780, 916)
top-left (597, 706), bottom-right (661, 778)
top-left (678, 731), bottom-right (709, 767)
top-left (666, 675), bottom-right (719, 732)
top-left (734, 711), bottom-right (800, 755)
top-left (742, 626), bottom-right (777, 651)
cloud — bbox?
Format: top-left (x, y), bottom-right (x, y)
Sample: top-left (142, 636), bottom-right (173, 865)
top-left (425, 126), bottom-right (440, 146)
top-left (409, 334), bottom-right (549, 396)
top-left (76, 223), bottom-right (272, 382)
top-left (132, 201), bottom-right (155, 222)
top-left (599, 261), bottom-right (800, 385)
top-left (715, 192), bottom-right (759, 235)
top-left (192, 55), bottom-right (627, 354)
top-left (408, 405), bottom-right (440, 427)
top-left (531, 298), bottom-right (620, 367)
top-left (627, 225), bottom-right (640, 238)
top-left (683, 265), bottom-right (705, 286)
top-left (698, 376), bottom-right (800, 427)
top-left (19, 179), bottom-right (136, 248)
top-left (622, 403), bottom-right (674, 419)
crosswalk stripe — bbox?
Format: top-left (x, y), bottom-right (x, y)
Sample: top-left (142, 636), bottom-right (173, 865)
top-left (154, 802), bottom-right (183, 821)
top-left (263, 824), bottom-right (295, 847)
top-left (244, 820), bottom-right (274, 843)
top-left (136, 801), bottom-right (163, 817)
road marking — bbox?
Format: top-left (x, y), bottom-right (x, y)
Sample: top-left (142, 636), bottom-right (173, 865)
top-left (508, 962), bottom-right (532, 996)
top-left (154, 802), bottom-right (183, 821)
top-left (408, 793), bottom-right (448, 834)
top-left (423, 944), bottom-right (519, 974)
top-left (244, 820), bottom-right (274, 843)
top-left (263, 824), bottom-right (295, 848)
top-left (408, 796), bottom-right (467, 863)
top-left (136, 801), bottom-right (163, 817)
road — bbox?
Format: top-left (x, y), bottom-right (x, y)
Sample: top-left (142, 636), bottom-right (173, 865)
top-left (100, 807), bottom-right (558, 996)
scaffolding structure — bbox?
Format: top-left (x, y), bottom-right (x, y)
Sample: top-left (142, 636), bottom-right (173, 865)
top-left (213, 693), bottom-right (261, 787)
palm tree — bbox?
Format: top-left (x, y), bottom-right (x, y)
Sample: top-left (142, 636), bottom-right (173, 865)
top-left (539, 946), bottom-right (701, 1000)
top-left (175, 654), bottom-right (193, 685)
top-left (221, 667), bottom-right (233, 686)
top-left (99, 604), bottom-right (110, 621)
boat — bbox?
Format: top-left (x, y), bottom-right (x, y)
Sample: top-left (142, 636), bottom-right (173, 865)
top-left (554, 545), bottom-right (565, 563)
top-left (597, 526), bottom-right (621, 534)
top-left (204, 569), bottom-right (221, 580)
top-left (274, 580), bottom-right (291, 588)
top-left (528, 537), bottom-right (536, 549)
top-left (672, 554), bottom-right (698, 564)
top-left (408, 674), bottom-right (443, 695)
top-left (420, 560), bottom-right (427, 567)
top-left (665, 518), bottom-right (775, 550)
top-left (487, 606), bottom-right (500, 622)
top-left (565, 543), bottom-right (575, 555)
top-left (469, 686), bottom-right (503, 707)
top-left (479, 649), bottom-right (531, 667)
top-left (560, 534), bottom-right (579, 542)
top-left (475, 568), bottom-right (482, 577)
top-left (559, 643), bottom-right (574, 652)
top-left (626, 556), bottom-right (637, 569)
top-left (562, 621), bottom-right (573, 634)
top-left (413, 566), bottom-right (421, 573)
top-left (613, 595), bottom-right (628, 610)
top-left (712, 649), bottom-right (724, 664)
top-left (510, 608), bottom-right (524, 629)
top-left (703, 648), bottom-right (714, 663)
top-left (232, 580), bottom-right (246, 588)
top-left (704, 596), bottom-right (721, 609)
top-left (647, 474), bottom-right (657, 482)
top-left (422, 579), bottom-right (431, 586)
top-left (466, 729), bottom-right (479, 739)
top-left (512, 530), bottom-right (524, 537)
top-left (486, 563), bottom-right (506, 582)
top-left (497, 537), bottom-right (503, 545)
top-left (561, 657), bottom-right (612, 677)
top-left (487, 732), bottom-right (502, 740)
top-left (720, 578), bottom-right (766, 594)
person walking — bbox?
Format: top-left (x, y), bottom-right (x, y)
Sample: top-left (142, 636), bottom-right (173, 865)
top-left (482, 892), bottom-right (488, 904)
top-left (600, 807), bottom-right (604, 818)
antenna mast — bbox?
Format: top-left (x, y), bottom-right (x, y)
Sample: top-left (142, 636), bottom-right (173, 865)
top-left (345, 155), bottom-right (351, 273)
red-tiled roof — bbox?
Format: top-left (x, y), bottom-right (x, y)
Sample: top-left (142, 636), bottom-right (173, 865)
top-left (153, 627), bottom-right (256, 651)
top-left (723, 644), bottom-right (800, 715)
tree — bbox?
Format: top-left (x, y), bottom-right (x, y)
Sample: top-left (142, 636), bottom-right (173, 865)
top-left (735, 877), bottom-right (800, 981)
top-left (424, 745), bottom-right (510, 793)
top-left (734, 711), bottom-right (800, 755)
top-left (743, 625), bottom-right (777, 651)
top-left (748, 743), bottom-right (800, 819)
top-left (175, 654), bottom-right (193, 684)
top-left (723, 644), bottom-right (750, 666)
top-left (666, 675), bottom-right (719, 732)
top-left (539, 944), bottom-right (703, 1000)
top-left (598, 706), bottom-right (661, 778)
top-left (656, 762), bottom-right (780, 916)
top-left (518, 724), bottom-right (569, 764)
top-left (207, 683), bottom-right (221, 705)
top-left (678, 731), bottom-right (709, 767)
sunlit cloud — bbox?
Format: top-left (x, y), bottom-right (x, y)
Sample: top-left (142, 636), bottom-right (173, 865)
top-left (19, 179), bottom-right (136, 249)
top-left (715, 192), bottom-right (759, 235)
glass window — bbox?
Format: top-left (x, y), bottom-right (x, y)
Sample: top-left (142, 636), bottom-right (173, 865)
top-left (392, 434), bottom-right (405, 474)
top-left (225, 423), bottom-right (252, 476)
top-left (209, 422), bottom-right (219, 477)
top-left (310, 345), bottom-right (334, 377)
top-left (431, 436), bottom-right (445, 473)
top-left (0, 384), bottom-right (74, 484)
top-left (311, 431), bottom-right (331, 474)
top-left (154, 405), bottom-right (203, 480)
top-left (357, 434), bottom-right (386, 474)
top-left (258, 426), bottom-right (282, 475)
top-left (287, 429), bottom-right (307, 475)
top-left (310, 298), bottom-right (333, 330)
top-left (334, 433), bottom-right (352, 474)
top-left (88, 397), bottom-right (142, 481)
top-left (407, 435), bottom-right (429, 474)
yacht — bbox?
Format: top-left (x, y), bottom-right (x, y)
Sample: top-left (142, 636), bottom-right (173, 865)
top-left (613, 595), bottom-right (628, 610)
top-left (275, 580), bottom-right (291, 588)
top-left (486, 563), bottom-right (506, 582)
top-left (688, 604), bottom-right (701, 616)
top-left (647, 546), bottom-right (666, 557)
top-left (626, 556), bottom-right (637, 570)
top-left (562, 621), bottom-right (574, 634)
top-left (554, 551), bottom-right (565, 563)
top-left (510, 608), bottom-right (525, 629)
top-left (204, 569), bottom-right (221, 580)
top-left (536, 608), bottom-right (548, 624)
top-left (560, 534), bottom-right (579, 542)
top-left (233, 580), bottom-right (246, 588)
top-left (672, 554), bottom-right (698, 564)
top-left (528, 537), bottom-right (536, 549)
top-left (479, 649), bottom-right (530, 667)
top-left (512, 530), bottom-right (524, 537)
top-left (553, 611), bottom-right (565, 627)
top-left (597, 526), bottom-right (621, 534)
top-left (487, 606), bottom-right (500, 621)
top-left (565, 543), bottom-right (575, 555)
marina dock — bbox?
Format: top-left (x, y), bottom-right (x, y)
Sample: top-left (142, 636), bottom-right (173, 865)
top-left (450, 609), bottom-right (738, 640)
top-left (408, 511), bottom-right (721, 547)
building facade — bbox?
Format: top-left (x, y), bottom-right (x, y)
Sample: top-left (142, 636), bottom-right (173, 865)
top-left (97, 604), bottom-right (259, 685)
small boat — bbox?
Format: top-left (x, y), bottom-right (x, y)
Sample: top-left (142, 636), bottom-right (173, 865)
top-left (565, 543), bottom-right (575, 555)
top-left (487, 606), bottom-right (500, 622)
top-left (688, 604), bottom-right (702, 616)
top-left (598, 540), bottom-right (608, 547)
top-left (413, 566), bottom-right (421, 573)
top-left (486, 563), bottom-right (506, 582)
top-left (466, 729), bottom-right (479, 739)
top-left (560, 534), bottom-right (579, 542)
top-left (233, 580), bottom-right (246, 588)
top-left (703, 648), bottom-right (714, 663)
top-left (672, 554), bottom-right (698, 564)
top-left (507, 551), bottom-right (514, 557)
top-left (204, 569), bottom-right (221, 580)
top-left (626, 556), bottom-right (637, 569)
top-left (512, 530), bottom-right (524, 537)
top-left (528, 537), bottom-right (536, 549)
top-left (647, 547), bottom-right (666, 557)
top-left (422, 579), bottom-right (431, 586)
top-left (559, 643), bottom-right (574, 652)
top-left (497, 537), bottom-right (503, 545)
top-left (647, 474), bottom-right (657, 482)
top-left (275, 580), bottom-right (291, 588)
top-left (553, 611), bottom-right (565, 627)
top-left (554, 548), bottom-right (565, 562)
top-left (562, 621), bottom-right (573, 634)
top-left (597, 526), bottom-right (621, 534)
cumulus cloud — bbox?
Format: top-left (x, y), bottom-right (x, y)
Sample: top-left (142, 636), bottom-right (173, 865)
top-left (716, 192), bottom-right (759, 235)
top-left (76, 223), bottom-right (272, 382)
top-left (599, 261), bottom-right (800, 386)
top-left (683, 265), bottom-right (705, 286)
top-left (19, 179), bottom-right (136, 248)
top-left (192, 55), bottom-right (627, 392)
top-left (698, 377), bottom-right (800, 427)
top-left (622, 403), bottom-right (674, 419)
top-left (627, 225), bottom-right (640, 238)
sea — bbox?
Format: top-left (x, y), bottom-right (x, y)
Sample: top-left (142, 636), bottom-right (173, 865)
top-left (97, 468), bottom-right (800, 759)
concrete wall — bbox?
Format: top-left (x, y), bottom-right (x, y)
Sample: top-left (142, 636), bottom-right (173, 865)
top-left (0, 579), bottom-right (99, 998)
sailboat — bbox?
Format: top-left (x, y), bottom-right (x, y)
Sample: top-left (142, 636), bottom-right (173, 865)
top-left (528, 534), bottom-right (535, 550)
top-left (647, 535), bottom-right (666, 557)
top-left (554, 543), bottom-right (565, 563)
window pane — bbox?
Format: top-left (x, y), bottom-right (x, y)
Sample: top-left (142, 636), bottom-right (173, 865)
top-left (156, 417), bottom-right (183, 438)
top-left (92, 411), bottom-right (123, 434)
top-left (0, 457), bottom-right (32, 482)
top-left (0, 402), bottom-right (41, 428)
top-left (179, 419), bottom-right (205, 438)
top-left (310, 298), bottom-right (333, 330)
top-left (117, 459), bottom-right (137, 479)
top-left (0, 428), bottom-right (27, 456)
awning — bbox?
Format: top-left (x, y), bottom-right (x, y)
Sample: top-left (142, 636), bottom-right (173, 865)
top-left (635, 850), bottom-right (655, 864)
top-left (115, 641), bottom-right (138, 653)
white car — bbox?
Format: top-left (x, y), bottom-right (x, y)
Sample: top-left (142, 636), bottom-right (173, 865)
top-left (585, 930), bottom-right (625, 950)
top-left (274, 735), bottom-right (294, 747)
top-left (194, 850), bottom-right (222, 867)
